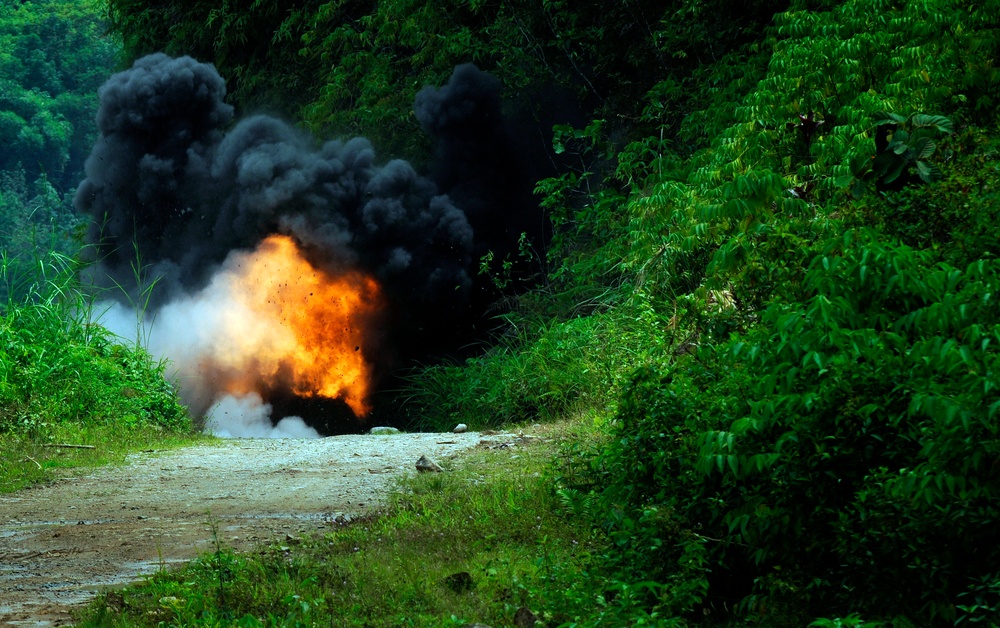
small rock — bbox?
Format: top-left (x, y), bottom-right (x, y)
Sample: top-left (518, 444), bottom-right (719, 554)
top-left (514, 607), bottom-right (540, 628)
top-left (443, 571), bottom-right (474, 592)
top-left (415, 455), bottom-right (443, 473)
top-left (369, 426), bottom-right (401, 435)
top-left (467, 624), bottom-right (494, 628)
top-left (453, 423), bottom-right (468, 433)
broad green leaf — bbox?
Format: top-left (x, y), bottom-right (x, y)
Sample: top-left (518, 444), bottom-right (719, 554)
top-left (914, 137), bottom-right (936, 159)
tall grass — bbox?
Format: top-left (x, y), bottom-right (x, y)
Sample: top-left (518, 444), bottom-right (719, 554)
top-left (0, 245), bottom-right (194, 491)
top-left (398, 294), bottom-right (669, 432)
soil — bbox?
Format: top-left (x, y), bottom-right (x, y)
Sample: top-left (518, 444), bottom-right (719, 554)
top-left (0, 430), bottom-right (495, 626)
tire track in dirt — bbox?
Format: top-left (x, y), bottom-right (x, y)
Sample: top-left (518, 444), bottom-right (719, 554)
top-left (0, 432), bottom-right (484, 626)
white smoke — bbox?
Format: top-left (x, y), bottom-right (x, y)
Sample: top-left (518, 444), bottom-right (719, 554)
top-left (93, 261), bottom-right (322, 440)
top-left (205, 393), bottom-right (319, 438)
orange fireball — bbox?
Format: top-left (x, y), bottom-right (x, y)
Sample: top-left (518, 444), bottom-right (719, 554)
top-left (203, 234), bottom-right (384, 416)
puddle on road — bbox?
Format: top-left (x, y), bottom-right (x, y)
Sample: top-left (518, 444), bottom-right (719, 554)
top-left (0, 616), bottom-right (57, 628)
top-left (231, 512), bottom-right (331, 522)
top-left (3, 518), bottom-right (119, 529)
top-left (0, 557), bottom-right (191, 626)
top-left (0, 563), bottom-right (30, 580)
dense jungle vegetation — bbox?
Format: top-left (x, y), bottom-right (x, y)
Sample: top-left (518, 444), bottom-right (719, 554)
top-left (0, 0), bottom-right (116, 268)
top-left (4, 0), bottom-right (1000, 624)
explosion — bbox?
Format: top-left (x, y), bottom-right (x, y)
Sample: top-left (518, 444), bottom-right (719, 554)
top-left (97, 234), bottom-right (385, 437)
top-left (79, 54), bottom-right (536, 436)
top-left (200, 234), bottom-right (383, 417)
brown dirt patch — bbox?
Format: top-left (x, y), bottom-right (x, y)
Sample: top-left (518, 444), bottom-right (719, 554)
top-left (0, 432), bottom-right (493, 626)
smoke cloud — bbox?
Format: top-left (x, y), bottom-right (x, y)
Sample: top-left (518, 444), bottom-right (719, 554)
top-left (205, 394), bottom-right (320, 439)
top-left (416, 63), bottom-right (543, 279)
top-left (79, 54), bottom-right (534, 436)
top-left (77, 54), bottom-right (474, 306)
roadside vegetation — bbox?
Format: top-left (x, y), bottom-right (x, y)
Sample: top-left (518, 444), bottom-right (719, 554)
top-left (0, 0), bottom-right (200, 493)
top-left (4, 0), bottom-right (1000, 625)
top-left (78, 420), bottom-right (632, 628)
top-left (0, 247), bottom-right (196, 492)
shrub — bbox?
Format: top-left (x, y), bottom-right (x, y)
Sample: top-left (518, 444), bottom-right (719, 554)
top-left (577, 230), bottom-right (1000, 624)
top-left (0, 249), bottom-right (190, 435)
top-left (400, 295), bottom-right (669, 431)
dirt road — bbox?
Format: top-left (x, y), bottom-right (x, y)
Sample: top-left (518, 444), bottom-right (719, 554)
top-left (0, 431), bottom-right (485, 626)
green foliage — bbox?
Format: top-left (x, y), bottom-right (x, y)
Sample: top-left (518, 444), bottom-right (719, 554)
top-left (558, 0), bottom-right (1000, 621)
top-left (537, 121), bottom-right (638, 308)
top-left (400, 295), bottom-right (668, 432)
top-left (0, 0), bottom-right (117, 189)
top-left (700, 233), bottom-right (1000, 621)
top-left (846, 125), bottom-right (1000, 261)
top-left (105, 0), bottom-right (783, 159)
top-left (0, 247), bottom-right (190, 438)
top-left (557, 351), bottom-right (743, 622)
top-left (0, 0), bottom-right (118, 295)
top-left (621, 0), bottom-right (1000, 316)
top-left (863, 112), bottom-right (955, 191)
top-left (810, 617), bottom-right (884, 628)
top-left (104, 0), bottom-right (318, 116)
top-left (0, 168), bottom-right (83, 302)
top-left (573, 231), bottom-right (1000, 623)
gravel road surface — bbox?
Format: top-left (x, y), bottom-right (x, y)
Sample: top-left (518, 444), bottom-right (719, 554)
top-left (0, 431), bottom-right (486, 626)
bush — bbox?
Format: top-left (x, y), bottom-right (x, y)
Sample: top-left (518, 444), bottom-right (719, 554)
top-left (400, 295), bottom-right (668, 431)
top-left (847, 125), bottom-right (1000, 264)
top-left (574, 230), bottom-right (1000, 624)
top-left (0, 249), bottom-right (190, 436)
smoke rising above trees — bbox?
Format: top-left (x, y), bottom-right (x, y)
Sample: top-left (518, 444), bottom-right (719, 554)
top-left (76, 54), bottom-right (480, 317)
top-left (77, 54), bottom-right (537, 433)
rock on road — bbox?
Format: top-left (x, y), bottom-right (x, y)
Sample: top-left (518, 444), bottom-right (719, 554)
top-left (0, 431), bottom-right (483, 626)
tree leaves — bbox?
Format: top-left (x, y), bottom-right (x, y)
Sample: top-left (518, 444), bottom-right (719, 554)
top-left (0, 0), bottom-right (115, 188)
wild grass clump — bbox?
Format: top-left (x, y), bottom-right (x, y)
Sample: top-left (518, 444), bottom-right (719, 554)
top-left (399, 296), bottom-right (668, 432)
top-left (0, 247), bottom-right (193, 491)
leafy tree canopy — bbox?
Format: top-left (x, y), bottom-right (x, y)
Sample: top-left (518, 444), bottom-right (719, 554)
top-left (104, 0), bottom-right (786, 157)
top-left (0, 0), bottom-right (119, 293)
top-left (0, 0), bottom-right (117, 189)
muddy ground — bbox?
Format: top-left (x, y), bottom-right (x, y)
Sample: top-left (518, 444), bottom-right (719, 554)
top-left (0, 431), bottom-right (494, 626)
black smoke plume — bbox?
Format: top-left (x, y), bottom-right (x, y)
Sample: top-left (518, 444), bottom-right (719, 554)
top-left (77, 54), bottom-right (474, 314)
top-left (77, 54), bottom-right (536, 434)
top-left (416, 64), bottom-right (547, 312)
